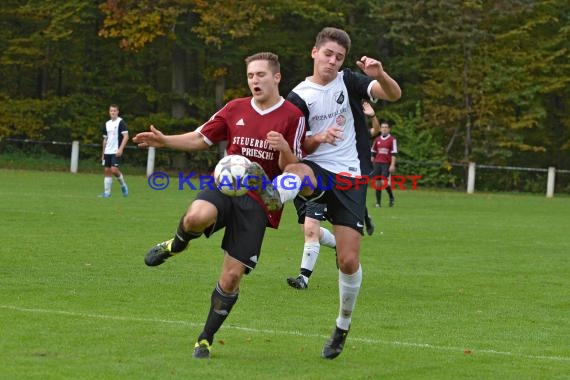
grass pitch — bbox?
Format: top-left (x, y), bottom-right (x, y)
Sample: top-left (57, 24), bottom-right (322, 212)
top-left (1, 169), bottom-right (569, 379)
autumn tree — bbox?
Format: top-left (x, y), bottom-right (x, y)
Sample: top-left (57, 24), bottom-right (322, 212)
top-left (379, 0), bottom-right (570, 168)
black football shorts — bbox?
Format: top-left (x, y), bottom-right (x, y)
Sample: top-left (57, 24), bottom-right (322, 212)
top-left (195, 189), bottom-right (268, 273)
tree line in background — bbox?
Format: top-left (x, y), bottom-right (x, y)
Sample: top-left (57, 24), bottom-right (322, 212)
top-left (0, 0), bottom-right (569, 187)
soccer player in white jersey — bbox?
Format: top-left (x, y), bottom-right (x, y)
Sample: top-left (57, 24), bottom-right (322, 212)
top-left (99, 104), bottom-right (129, 198)
top-left (133, 52), bottom-right (305, 359)
top-left (286, 102), bottom-right (380, 291)
top-left (261, 27), bottom-right (402, 359)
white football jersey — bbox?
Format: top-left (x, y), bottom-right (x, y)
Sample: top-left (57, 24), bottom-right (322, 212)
top-left (289, 71), bottom-right (376, 175)
top-left (102, 117), bottom-right (127, 154)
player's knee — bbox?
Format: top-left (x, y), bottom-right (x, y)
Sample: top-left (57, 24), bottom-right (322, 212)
top-left (336, 253), bottom-right (359, 273)
top-left (219, 272), bottom-right (241, 293)
top-left (182, 210), bottom-right (207, 231)
top-left (304, 222), bottom-right (320, 239)
top-left (184, 202), bottom-right (216, 230)
top-left (304, 229), bottom-right (318, 240)
top-left (283, 162), bottom-right (302, 174)
top-left (284, 162), bottom-right (311, 178)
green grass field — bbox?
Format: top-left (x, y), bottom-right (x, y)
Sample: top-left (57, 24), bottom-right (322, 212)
top-left (1, 168), bottom-right (569, 379)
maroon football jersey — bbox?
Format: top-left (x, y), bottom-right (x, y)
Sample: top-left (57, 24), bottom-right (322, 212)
top-left (371, 134), bottom-right (398, 164)
top-left (199, 96), bottom-right (305, 227)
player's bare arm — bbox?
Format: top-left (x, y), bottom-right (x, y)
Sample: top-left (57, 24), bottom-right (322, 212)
top-left (356, 56), bottom-right (401, 102)
top-left (133, 125), bottom-right (209, 152)
top-left (362, 101), bottom-right (381, 137)
top-left (390, 156), bottom-right (397, 174)
top-left (116, 132), bottom-right (129, 157)
top-left (101, 137), bottom-right (107, 159)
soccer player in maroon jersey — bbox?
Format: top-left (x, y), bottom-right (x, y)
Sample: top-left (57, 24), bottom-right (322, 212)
top-left (132, 52), bottom-right (305, 359)
top-left (371, 121), bottom-right (397, 207)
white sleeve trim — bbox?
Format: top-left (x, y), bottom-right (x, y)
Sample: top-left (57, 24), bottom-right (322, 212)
top-left (367, 80), bottom-right (379, 103)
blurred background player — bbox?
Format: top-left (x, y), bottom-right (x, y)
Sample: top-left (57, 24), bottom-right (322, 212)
top-left (99, 104), bottom-right (129, 198)
top-left (286, 200), bottom-right (336, 289)
top-left (371, 120), bottom-right (397, 207)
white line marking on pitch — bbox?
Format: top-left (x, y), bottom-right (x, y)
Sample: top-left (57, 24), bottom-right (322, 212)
top-left (2, 305), bottom-right (568, 362)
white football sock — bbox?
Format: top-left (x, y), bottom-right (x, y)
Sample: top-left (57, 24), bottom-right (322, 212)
top-left (116, 174), bottom-right (126, 187)
top-left (274, 172), bottom-right (301, 203)
top-left (336, 264), bottom-right (362, 331)
top-left (300, 241), bottom-right (320, 282)
top-left (319, 227), bottom-right (336, 248)
top-left (104, 176), bottom-right (113, 195)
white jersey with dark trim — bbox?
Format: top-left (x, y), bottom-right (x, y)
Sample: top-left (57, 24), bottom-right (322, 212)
top-left (289, 71), bottom-right (376, 175)
top-left (102, 117), bottom-right (127, 154)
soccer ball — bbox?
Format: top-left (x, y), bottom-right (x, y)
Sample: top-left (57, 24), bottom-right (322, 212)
top-left (214, 154), bottom-right (252, 196)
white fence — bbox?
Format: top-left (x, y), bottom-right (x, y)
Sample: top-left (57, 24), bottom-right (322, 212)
top-left (3, 138), bottom-right (569, 197)
top-left (73, 140), bottom-right (569, 198)
top-left (466, 162), bottom-right (559, 198)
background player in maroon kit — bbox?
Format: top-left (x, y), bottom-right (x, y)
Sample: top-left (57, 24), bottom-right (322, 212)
top-left (371, 121), bottom-right (397, 207)
top-left (132, 52), bottom-right (305, 359)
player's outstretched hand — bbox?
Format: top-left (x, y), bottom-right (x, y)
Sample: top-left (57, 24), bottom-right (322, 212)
top-left (133, 125), bottom-right (166, 148)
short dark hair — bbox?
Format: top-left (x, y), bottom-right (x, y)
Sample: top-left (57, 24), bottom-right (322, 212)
top-left (109, 104), bottom-right (119, 111)
top-left (315, 27), bottom-right (351, 54)
top-left (244, 52), bottom-right (280, 74)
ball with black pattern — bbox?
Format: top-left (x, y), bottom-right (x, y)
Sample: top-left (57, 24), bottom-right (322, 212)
top-left (214, 154), bottom-right (252, 196)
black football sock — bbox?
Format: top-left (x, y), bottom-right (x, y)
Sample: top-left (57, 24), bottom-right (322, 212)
top-left (171, 216), bottom-right (202, 253)
top-left (198, 283), bottom-right (239, 345)
top-left (364, 208), bottom-right (371, 225)
top-left (170, 216), bottom-right (202, 253)
top-left (386, 186), bottom-right (394, 201)
top-left (300, 268), bottom-right (313, 278)
top-left (375, 190), bottom-right (381, 205)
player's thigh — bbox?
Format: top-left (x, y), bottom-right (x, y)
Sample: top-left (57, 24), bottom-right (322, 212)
top-left (222, 195), bottom-right (268, 273)
top-left (332, 225), bottom-right (361, 273)
top-left (294, 196), bottom-right (308, 224)
top-left (184, 199), bottom-right (219, 230)
top-left (379, 164), bottom-right (390, 179)
top-left (305, 201), bottom-right (326, 219)
top-left (192, 189), bottom-right (230, 233)
top-left (371, 163), bottom-right (383, 177)
top-left (284, 161), bottom-right (316, 181)
top-left (327, 184), bottom-right (366, 234)
top-left (103, 154), bottom-right (114, 168)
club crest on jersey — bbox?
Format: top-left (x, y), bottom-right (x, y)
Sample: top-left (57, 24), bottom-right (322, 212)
top-left (335, 91), bottom-right (345, 104)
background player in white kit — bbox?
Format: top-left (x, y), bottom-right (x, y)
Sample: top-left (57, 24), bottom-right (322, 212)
top-left (99, 104), bottom-right (129, 198)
